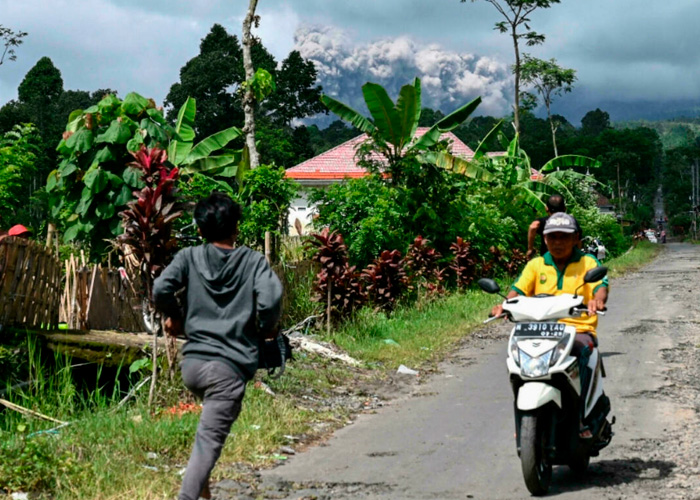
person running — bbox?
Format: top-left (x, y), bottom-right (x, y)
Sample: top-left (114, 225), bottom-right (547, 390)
top-left (153, 192), bottom-right (283, 500)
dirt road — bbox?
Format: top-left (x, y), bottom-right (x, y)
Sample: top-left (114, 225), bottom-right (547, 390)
top-left (218, 243), bottom-right (700, 499)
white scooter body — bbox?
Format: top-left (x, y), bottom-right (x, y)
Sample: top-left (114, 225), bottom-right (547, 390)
top-left (503, 293), bottom-right (605, 420)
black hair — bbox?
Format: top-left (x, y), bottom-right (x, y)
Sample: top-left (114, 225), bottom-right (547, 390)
top-left (194, 192), bottom-right (242, 242)
top-left (546, 194), bottom-right (566, 213)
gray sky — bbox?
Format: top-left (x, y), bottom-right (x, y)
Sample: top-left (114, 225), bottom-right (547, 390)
top-left (1, 0), bottom-right (699, 121)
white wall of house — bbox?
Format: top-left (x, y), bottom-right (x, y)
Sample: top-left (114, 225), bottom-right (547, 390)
top-left (288, 190), bottom-right (315, 235)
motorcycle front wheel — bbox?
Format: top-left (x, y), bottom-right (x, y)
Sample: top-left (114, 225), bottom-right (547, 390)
top-left (520, 413), bottom-right (552, 496)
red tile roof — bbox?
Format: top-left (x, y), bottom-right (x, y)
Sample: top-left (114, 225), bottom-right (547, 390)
top-left (286, 127), bottom-right (478, 180)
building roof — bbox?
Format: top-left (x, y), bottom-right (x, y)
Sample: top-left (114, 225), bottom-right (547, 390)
top-left (286, 127), bottom-right (479, 181)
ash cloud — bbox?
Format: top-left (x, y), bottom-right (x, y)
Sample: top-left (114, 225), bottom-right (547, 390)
top-left (294, 25), bottom-right (512, 120)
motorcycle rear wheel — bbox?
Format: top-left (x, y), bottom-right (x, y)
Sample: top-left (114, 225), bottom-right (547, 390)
top-left (520, 413), bottom-right (552, 496)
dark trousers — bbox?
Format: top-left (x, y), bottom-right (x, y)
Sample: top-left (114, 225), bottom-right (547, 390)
top-left (571, 333), bottom-right (594, 420)
top-left (179, 358), bottom-right (246, 500)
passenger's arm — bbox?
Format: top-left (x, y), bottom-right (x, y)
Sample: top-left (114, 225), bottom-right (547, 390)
top-left (526, 220), bottom-right (540, 259)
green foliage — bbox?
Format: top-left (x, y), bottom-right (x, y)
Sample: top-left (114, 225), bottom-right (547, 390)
top-left (238, 165), bottom-right (299, 248)
top-left (49, 92), bottom-right (175, 256)
top-left (571, 205), bottom-right (629, 257)
top-left (0, 433), bottom-right (79, 492)
top-left (0, 123), bottom-right (40, 226)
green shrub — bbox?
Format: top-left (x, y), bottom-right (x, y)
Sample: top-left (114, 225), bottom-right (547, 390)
top-left (571, 206), bottom-right (629, 258)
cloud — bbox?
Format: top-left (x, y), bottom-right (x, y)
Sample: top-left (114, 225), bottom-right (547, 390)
top-left (294, 25), bottom-right (512, 118)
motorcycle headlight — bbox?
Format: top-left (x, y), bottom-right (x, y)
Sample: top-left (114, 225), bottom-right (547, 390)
top-left (549, 333), bottom-right (571, 367)
top-left (509, 336), bottom-right (520, 366)
top-left (520, 350), bottom-right (552, 378)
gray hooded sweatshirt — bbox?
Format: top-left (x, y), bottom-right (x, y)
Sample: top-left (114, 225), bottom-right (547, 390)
top-left (152, 244), bottom-right (283, 381)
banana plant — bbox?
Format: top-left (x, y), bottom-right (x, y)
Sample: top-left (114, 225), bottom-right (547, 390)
top-left (167, 97), bottom-right (243, 177)
top-left (321, 78), bottom-right (492, 182)
top-left (480, 132), bottom-right (602, 209)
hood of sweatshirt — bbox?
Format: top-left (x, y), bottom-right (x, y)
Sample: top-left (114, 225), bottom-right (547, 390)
top-left (191, 244), bottom-right (255, 288)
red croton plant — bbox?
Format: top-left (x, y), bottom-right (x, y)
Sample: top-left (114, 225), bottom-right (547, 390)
top-left (118, 146), bottom-right (182, 304)
top-left (405, 235), bottom-right (445, 297)
top-left (450, 237), bottom-right (479, 289)
top-left (306, 228), bottom-right (365, 322)
top-left (362, 249), bottom-right (408, 312)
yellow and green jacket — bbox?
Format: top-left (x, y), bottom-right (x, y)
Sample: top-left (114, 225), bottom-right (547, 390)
top-left (512, 248), bottom-right (608, 335)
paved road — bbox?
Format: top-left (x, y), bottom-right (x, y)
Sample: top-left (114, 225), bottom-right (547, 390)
top-left (253, 243), bottom-right (700, 499)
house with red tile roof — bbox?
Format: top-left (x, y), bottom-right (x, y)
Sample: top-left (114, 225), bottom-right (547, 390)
top-left (284, 127), bottom-right (511, 233)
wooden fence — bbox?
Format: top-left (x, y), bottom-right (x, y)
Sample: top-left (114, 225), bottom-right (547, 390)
top-left (0, 237), bottom-right (62, 330)
top-left (59, 255), bottom-right (145, 332)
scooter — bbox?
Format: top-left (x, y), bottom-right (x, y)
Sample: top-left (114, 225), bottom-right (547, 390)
top-left (478, 266), bottom-right (614, 495)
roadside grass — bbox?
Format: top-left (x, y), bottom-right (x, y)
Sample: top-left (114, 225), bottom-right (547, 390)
top-left (0, 242), bottom-right (662, 499)
top-left (605, 241), bottom-right (662, 278)
top-left (330, 289), bottom-right (502, 370)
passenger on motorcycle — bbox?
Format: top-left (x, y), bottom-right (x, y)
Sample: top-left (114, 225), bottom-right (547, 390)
top-left (491, 212), bottom-right (609, 438)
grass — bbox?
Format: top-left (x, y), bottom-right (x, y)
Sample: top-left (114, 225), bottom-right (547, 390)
top-left (605, 241), bottom-right (662, 278)
top-left (0, 242), bottom-right (662, 499)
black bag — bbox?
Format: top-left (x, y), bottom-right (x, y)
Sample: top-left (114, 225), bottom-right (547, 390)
top-left (258, 334), bottom-right (293, 378)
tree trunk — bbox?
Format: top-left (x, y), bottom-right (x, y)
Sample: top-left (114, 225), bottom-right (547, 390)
top-left (546, 101), bottom-right (558, 157)
top-left (511, 26), bottom-right (521, 135)
top-left (242, 0), bottom-right (260, 169)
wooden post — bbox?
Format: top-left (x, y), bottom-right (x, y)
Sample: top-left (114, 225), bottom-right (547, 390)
top-left (326, 280), bottom-right (332, 336)
top-left (46, 223), bottom-right (55, 248)
top-left (147, 309), bottom-right (158, 409)
top-left (264, 231), bottom-right (272, 265)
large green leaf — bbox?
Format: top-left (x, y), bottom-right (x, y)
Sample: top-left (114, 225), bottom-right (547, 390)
top-left (420, 151), bottom-right (494, 181)
top-left (140, 118), bottom-right (168, 145)
top-left (411, 124), bottom-right (441, 151)
top-left (168, 98), bottom-right (197, 166)
top-left (320, 95), bottom-right (376, 134)
top-left (83, 166), bottom-right (108, 194)
top-left (115, 184), bottom-right (134, 206)
top-left (122, 167), bottom-right (144, 188)
top-left (396, 79), bottom-right (421, 148)
top-left (175, 97), bottom-right (196, 142)
top-left (180, 154), bottom-right (240, 175)
top-left (76, 186), bottom-right (93, 216)
top-left (46, 170), bottom-right (58, 192)
top-left (58, 162), bottom-right (78, 178)
top-left (184, 126), bottom-right (242, 164)
top-left (63, 223), bottom-right (81, 243)
top-left (96, 120), bottom-right (133, 144)
top-left (362, 83), bottom-right (402, 150)
top-left (95, 201), bottom-right (115, 219)
top-left (473, 120), bottom-right (504, 157)
top-left (121, 92), bottom-right (149, 116)
top-left (540, 155), bottom-right (601, 173)
top-left (435, 96), bottom-right (481, 132)
top-left (65, 128), bottom-right (94, 153)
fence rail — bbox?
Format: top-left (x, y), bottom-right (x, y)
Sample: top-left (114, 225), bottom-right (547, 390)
top-left (0, 237), bottom-right (62, 330)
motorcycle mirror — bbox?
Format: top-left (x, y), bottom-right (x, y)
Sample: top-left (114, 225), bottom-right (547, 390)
top-left (477, 278), bottom-right (501, 295)
top-left (584, 266), bottom-right (608, 283)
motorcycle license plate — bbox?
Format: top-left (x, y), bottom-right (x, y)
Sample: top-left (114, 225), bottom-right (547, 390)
top-left (514, 322), bottom-right (567, 338)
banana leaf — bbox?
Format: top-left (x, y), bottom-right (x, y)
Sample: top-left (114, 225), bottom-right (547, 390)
top-left (396, 78), bottom-right (421, 148)
top-left (180, 154), bottom-right (240, 176)
top-left (321, 95), bottom-right (376, 134)
top-left (362, 82), bottom-right (403, 151)
top-left (435, 96), bottom-right (481, 132)
top-left (540, 155), bottom-right (602, 173)
top-left (420, 151), bottom-right (494, 181)
top-left (473, 119), bottom-right (504, 158)
top-left (184, 126), bottom-right (242, 164)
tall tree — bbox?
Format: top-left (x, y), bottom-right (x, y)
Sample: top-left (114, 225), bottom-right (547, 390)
top-left (18, 57), bottom-right (64, 134)
top-left (462, 0), bottom-right (561, 134)
top-left (581, 108), bottom-right (611, 136)
top-left (0, 25), bottom-right (27, 67)
top-left (242, 0), bottom-right (261, 168)
top-left (519, 55), bottom-right (576, 156)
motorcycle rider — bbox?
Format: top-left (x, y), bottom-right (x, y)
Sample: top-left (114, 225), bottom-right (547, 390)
top-left (492, 212), bottom-right (608, 438)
